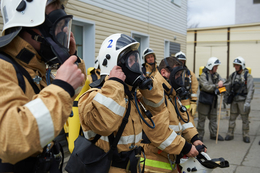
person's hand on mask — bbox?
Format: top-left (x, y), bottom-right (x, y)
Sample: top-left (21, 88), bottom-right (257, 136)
top-left (109, 66), bottom-right (126, 82)
top-left (218, 80), bottom-right (223, 88)
top-left (55, 55), bottom-right (85, 90)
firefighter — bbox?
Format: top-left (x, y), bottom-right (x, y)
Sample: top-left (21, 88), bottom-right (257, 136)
top-left (224, 57), bottom-right (254, 143)
top-left (78, 34), bottom-right (180, 172)
top-left (141, 47), bottom-right (159, 77)
top-left (197, 57), bottom-right (225, 142)
top-left (0, 0), bottom-right (85, 172)
top-left (176, 51), bottom-right (199, 126)
top-left (141, 56), bottom-right (205, 173)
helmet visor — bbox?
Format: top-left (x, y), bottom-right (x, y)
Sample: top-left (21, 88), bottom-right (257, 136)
top-left (53, 16), bottom-right (72, 49)
top-left (126, 51), bottom-right (142, 73)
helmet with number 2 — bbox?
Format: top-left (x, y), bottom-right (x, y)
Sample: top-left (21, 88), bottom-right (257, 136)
top-left (98, 33), bottom-right (140, 76)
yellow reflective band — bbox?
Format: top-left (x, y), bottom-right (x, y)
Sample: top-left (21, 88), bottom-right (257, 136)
top-left (140, 158), bottom-right (174, 171)
top-left (185, 105), bottom-right (190, 109)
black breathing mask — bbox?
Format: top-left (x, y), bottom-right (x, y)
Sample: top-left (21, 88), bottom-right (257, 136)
top-left (118, 50), bottom-right (153, 90)
top-left (36, 8), bottom-right (73, 65)
top-left (169, 66), bottom-right (190, 100)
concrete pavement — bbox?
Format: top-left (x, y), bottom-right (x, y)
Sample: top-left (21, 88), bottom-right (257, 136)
top-left (196, 81), bottom-right (260, 173)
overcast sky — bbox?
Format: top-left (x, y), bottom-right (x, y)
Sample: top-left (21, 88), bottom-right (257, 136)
top-left (187, 0), bottom-right (236, 28)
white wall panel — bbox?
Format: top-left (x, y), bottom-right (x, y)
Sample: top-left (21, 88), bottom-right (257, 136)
top-left (79, 0), bottom-right (187, 35)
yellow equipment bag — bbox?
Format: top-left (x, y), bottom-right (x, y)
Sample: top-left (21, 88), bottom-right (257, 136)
top-left (64, 67), bottom-right (93, 153)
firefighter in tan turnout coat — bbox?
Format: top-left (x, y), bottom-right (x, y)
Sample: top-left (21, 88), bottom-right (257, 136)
top-left (141, 57), bottom-right (205, 173)
top-left (0, 0), bottom-right (86, 172)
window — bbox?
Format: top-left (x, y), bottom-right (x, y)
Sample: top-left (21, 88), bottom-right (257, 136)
top-left (131, 32), bottom-right (149, 64)
top-left (72, 18), bottom-right (95, 70)
top-left (171, 0), bottom-right (181, 7)
top-left (169, 42), bottom-right (180, 56)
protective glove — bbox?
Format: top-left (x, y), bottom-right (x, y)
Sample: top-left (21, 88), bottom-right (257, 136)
top-left (243, 102), bottom-right (250, 112)
top-left (190, 100), bottom-right (197, 116)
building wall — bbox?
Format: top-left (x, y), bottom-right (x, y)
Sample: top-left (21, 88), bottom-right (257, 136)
top-left (69, 0), bottom-right (187, 64)
top-left (235, 0), bottom-right (260, 24)
top-left (187, 23), bottom-right (260, 79)
top-left (0, 0), bottom-right (187, 69)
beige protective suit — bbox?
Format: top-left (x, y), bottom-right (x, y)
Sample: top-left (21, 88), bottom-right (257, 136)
top-left (141, 72), bottom-right (199, 173)
top-left (142, 62), bottom-right (159, 78)
top-left (0, 36), bottom-right (86, 164)
top-left (78, 75), bottom-right (169, 173)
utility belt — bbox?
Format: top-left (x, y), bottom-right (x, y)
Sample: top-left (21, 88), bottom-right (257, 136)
top-left (111, 146), bottom-right (144, 173)
top-left (0, 141), bottom-right (64, 173)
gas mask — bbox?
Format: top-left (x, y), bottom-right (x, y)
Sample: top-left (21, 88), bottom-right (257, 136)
top-left (29, 8), bottom-right (73, 65)
top-left (118, 50), bottom-right (153, 90)
top-left (169, 66), bottom-right (190, 100)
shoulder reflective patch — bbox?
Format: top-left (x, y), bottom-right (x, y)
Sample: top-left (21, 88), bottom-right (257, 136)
top-left (191, 94), bottom-right (197, 97)
top-left (158, 131), bottom-right (177, 150)
top-left (93, 93), bottom-right (125, 117)
top-left (182, 122), bottom-right (194, 131)
top-left (143, 96), bottom-right (164, 108)
top-left (25, 98), bottom-right (54, 148)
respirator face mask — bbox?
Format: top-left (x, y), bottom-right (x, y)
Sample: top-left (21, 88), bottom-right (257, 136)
top-left (169, 66), bottom-right (190, 100)
top-left (37, 8), bottom-right (73, 65)
top-left (118, 50), bottom-right (153, 90)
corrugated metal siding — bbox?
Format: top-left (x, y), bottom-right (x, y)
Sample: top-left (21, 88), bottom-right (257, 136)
top-left (78, 0), bottom-right (187, 35)
top-left (67, 0), bottom-right (187, 63)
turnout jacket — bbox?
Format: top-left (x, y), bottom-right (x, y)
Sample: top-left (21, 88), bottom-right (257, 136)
top-left (142, 73), bottom-right (199, 170)
top-left (78, 77), bottom-right (169, 155)
top-left (225, 70), bottom-right (254, 103)
top-left (0, 36), bottom-right (86, 164)
top-left (142, 62), bottom-right (159, 78)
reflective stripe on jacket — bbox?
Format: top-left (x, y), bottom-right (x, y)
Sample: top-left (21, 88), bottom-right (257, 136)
top-left (78, 78), bottom-right (166, 154)
top-left (0, 36), bottom-right (86, 164)
top-left (140, 73), bottom-right (198, 172)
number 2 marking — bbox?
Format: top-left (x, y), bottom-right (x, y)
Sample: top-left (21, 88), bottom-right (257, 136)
top-left (107, 39), bottom-right (113, 48)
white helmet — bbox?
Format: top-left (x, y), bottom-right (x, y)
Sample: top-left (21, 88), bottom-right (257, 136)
top-left (233, 56), bottom-right (245, 70)
top-left (179, 152), bottom-right (229, 173)
top-left (0, 0), bottom-right (68, 48)
top-left (99, 33), bottom-right (140, 76)
top-left (142, 47), bottom-right (156, 63)
top-left (175, 51), bottom-right (186, 61)
top-left (94, 57), bottom-right (99, 69)
top-left (206, 57), bottom-right (221, 70)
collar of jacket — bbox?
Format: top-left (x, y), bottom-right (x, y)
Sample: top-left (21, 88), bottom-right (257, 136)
top-left (155, 72), bottom-right (176, 96)
top-left (1, 36), bottom-right (46, 77)
top-left (145, 62), bottom-right (157, 69)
